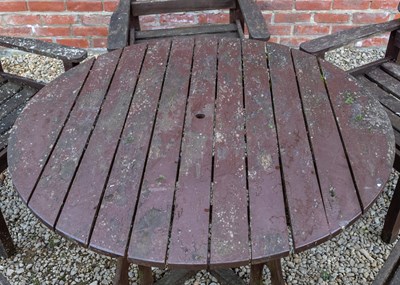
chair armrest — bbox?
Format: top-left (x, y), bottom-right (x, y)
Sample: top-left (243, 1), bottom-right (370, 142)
top-left (300, 19), bottom-right (400, 56)
top-left (0, 36), bottom-right (87, 64)
top-left (107, 0), bottom-right (131, 51)
top-left (237, 0), bottom-right (270, 41)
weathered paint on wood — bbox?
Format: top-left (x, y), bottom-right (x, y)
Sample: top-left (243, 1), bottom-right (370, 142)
top-left (55, 45), bottom-right (147, 244)
top-left (168, 38), bottom-right (218, 269)
top-left (8, 59), bottom-right (94, 203)
top-left (242, 40), bottom-right (288, 262)
top-left (267, 43), bottom-right (330, 251)
top-left (28, 50), bottom-right (122, 229)
top-left (0, 87), bottom-right (36, 120)
top-left (8, 39), bottom-right (394, 277)
top-left (366, 68), bottom-right (400, 99)
top-left (320, 59), bottom-right (395, 210)
top-left (209, 38), bottom-right (249, 268)
top-left (127, 39), bottom-right (193, 266)
top-left (89, 41), bottom-right (170, 258)
top-left (292, 49), bottom-right (361, 235)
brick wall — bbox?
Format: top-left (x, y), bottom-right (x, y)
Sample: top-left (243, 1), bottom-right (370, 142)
top-left (0, 0), bottom-right (399, 49)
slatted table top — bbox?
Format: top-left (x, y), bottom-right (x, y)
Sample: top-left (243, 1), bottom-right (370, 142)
top-left (8, 38), bottom-right (395, 269)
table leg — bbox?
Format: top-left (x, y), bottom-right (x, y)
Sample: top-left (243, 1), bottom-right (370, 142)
top-left (250, 263), bottom-right (264, 285)
top-left (138, 265), bottom-right (154, 285)
top-left (267, 259), bottom-right (285, 285)
top-left (114, 257), bottom-right (129, 285)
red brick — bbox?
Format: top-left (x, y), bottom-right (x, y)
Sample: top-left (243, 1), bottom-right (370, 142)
top-left (67, 1), bottom-right (103, 11)
top-left (331, 25), bottom-right (354, 33)
top-left (268, 36), bottom-right (280, 43)
top-left (0, 27), bottom-right (32, 37)
top-left (159, 13), bottom-right (196, 25)
top-left (37, 38), bottom-right (53, 43)
top-left (333, 0), bottom-right (370, 10)
top-left (81, 15), bottom-right (110, 25)
top-left (92, 37), bottom-right (107, 48)
top-left (355, 36), bottom-right (389, 47)
top-left (104, 1), bottom-right (118, 12)
top-left (257, 0), bottom-right (293, 10)
top-left (139, 15), bottom-right (158, 25)
top-left (295, 1), bottom-right (332, 10)
top-left (280, 36), bottom-right (313, 47)
top-left (294, 25), bottom-right (330, 35)
top-left (35, 27), bottom-right (71, 36)
top-left (352, 12), bottom-right (391, 24)
top-left (267, 25), bottom-right (292, 36)
top-left (0, 1), bottom-right (27, 11)
top-left (314, 13), bottom-right (350, 23)
top-left (370, 1), bottom-right (399, 10)
top-left (41, 15), bottom-right (77, 25)
top-left (56, 38), bottom-right (90, 48)
top-left (28, 1), bottom-right (65, 11)
top-left (4, 15), bottom-right (41, 25)
top-left (73, 26), bottom-right (108, 36)
top-left (274, 13), bottom-right (312, 23)
top-left (262, 14), bottom-right (273, 23)
top-left (198, 13), bottom-right (229, 24)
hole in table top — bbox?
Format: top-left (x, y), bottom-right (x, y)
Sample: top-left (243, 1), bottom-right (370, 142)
top-left (195, 113), bottom-right (205, 119)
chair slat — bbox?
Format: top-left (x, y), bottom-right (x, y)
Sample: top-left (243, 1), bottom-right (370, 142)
top-left (131, 0), bottom-right (236, 16)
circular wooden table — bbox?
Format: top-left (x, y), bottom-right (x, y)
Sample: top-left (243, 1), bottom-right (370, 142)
top-left (8, 38), bottom-right (395, 285)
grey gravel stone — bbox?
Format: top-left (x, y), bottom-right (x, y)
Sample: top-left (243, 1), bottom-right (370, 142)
top-left (0, 47), bottom-right (397, 284)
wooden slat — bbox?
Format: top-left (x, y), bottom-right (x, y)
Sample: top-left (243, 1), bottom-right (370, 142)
top-left (89, 41), bottom-right (171, 258)
top-left (135, 24), bottom-right (238, 40)
top-left (320, 59), bottom-right (395, 210)
top-left (107, 0), bottom-right (131, 51)
top-left (27, 50), bottom-right (122, 229)
top-left (237, 0), bottom-right (270, 41)
top-left (382, 61), bottom-right (400, 81)
top-left (366, 68), bottom-right (400, 99)
top-left (209, 38), bottom-right (249, 267)
top-left (168, 38), bottom-right (218, 268)
top-left (372, 240), bottom-right (400, 285)
top-left (266, 43), bottom-right (330, 251)
top-left (55, 45), bottom-right (148, 244)
top-left (292, 49), bottom-right (361, 235)
top-left (300, 19), bottom-right (400, 56)
top-left (127, 39), bottom-right (193, 266)
top-left (0, 86), bottom-right (37, 120)
top-left (0, 107), bottom-right (22, 135)
top-left (135, 32), bottom-right (240, 44)
top-left (0, 36), bottom-right (87, 63)
top-left (7, 59), bottom-right (94, 203)
top-left (131, 0), bottom-right (235, 16)
top-left (242, 40), bottom-right (288, 262)
top-left (0, 82), bottom-right (21, 104)
top-left (356, 75), bottom-right (400, 115)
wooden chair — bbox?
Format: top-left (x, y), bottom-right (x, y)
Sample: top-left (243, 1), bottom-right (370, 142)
top-left (107, 0), bottom-right (270, 50)
top-left (0, 36), bottom-right (87, 258)
top-left (299, 4), bottom-right (400, 244)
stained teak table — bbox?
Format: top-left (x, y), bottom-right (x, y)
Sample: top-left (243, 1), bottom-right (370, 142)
top-left (8, 38), bottom-right (395, 284)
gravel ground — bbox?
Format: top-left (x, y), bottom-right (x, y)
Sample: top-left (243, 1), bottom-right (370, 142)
top-left (0, 47), bottom-right (398, 285)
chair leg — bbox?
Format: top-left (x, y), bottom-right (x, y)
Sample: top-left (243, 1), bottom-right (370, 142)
top-left (382, 179), bottom-right (400, 243)
top-left (138, 265), bottom-right (153, 285)
top-left (267, 259), bottom-right (285, 285)
top-left (250, 263), bottom-right (264, 285)
top-left (113, 257), bottom-right (129, 285)
top-left (0, 209), bottom-right (15, 258)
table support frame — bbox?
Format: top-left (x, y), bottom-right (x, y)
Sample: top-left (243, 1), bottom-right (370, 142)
top-left (113, 258), bottom-right (284, 285)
